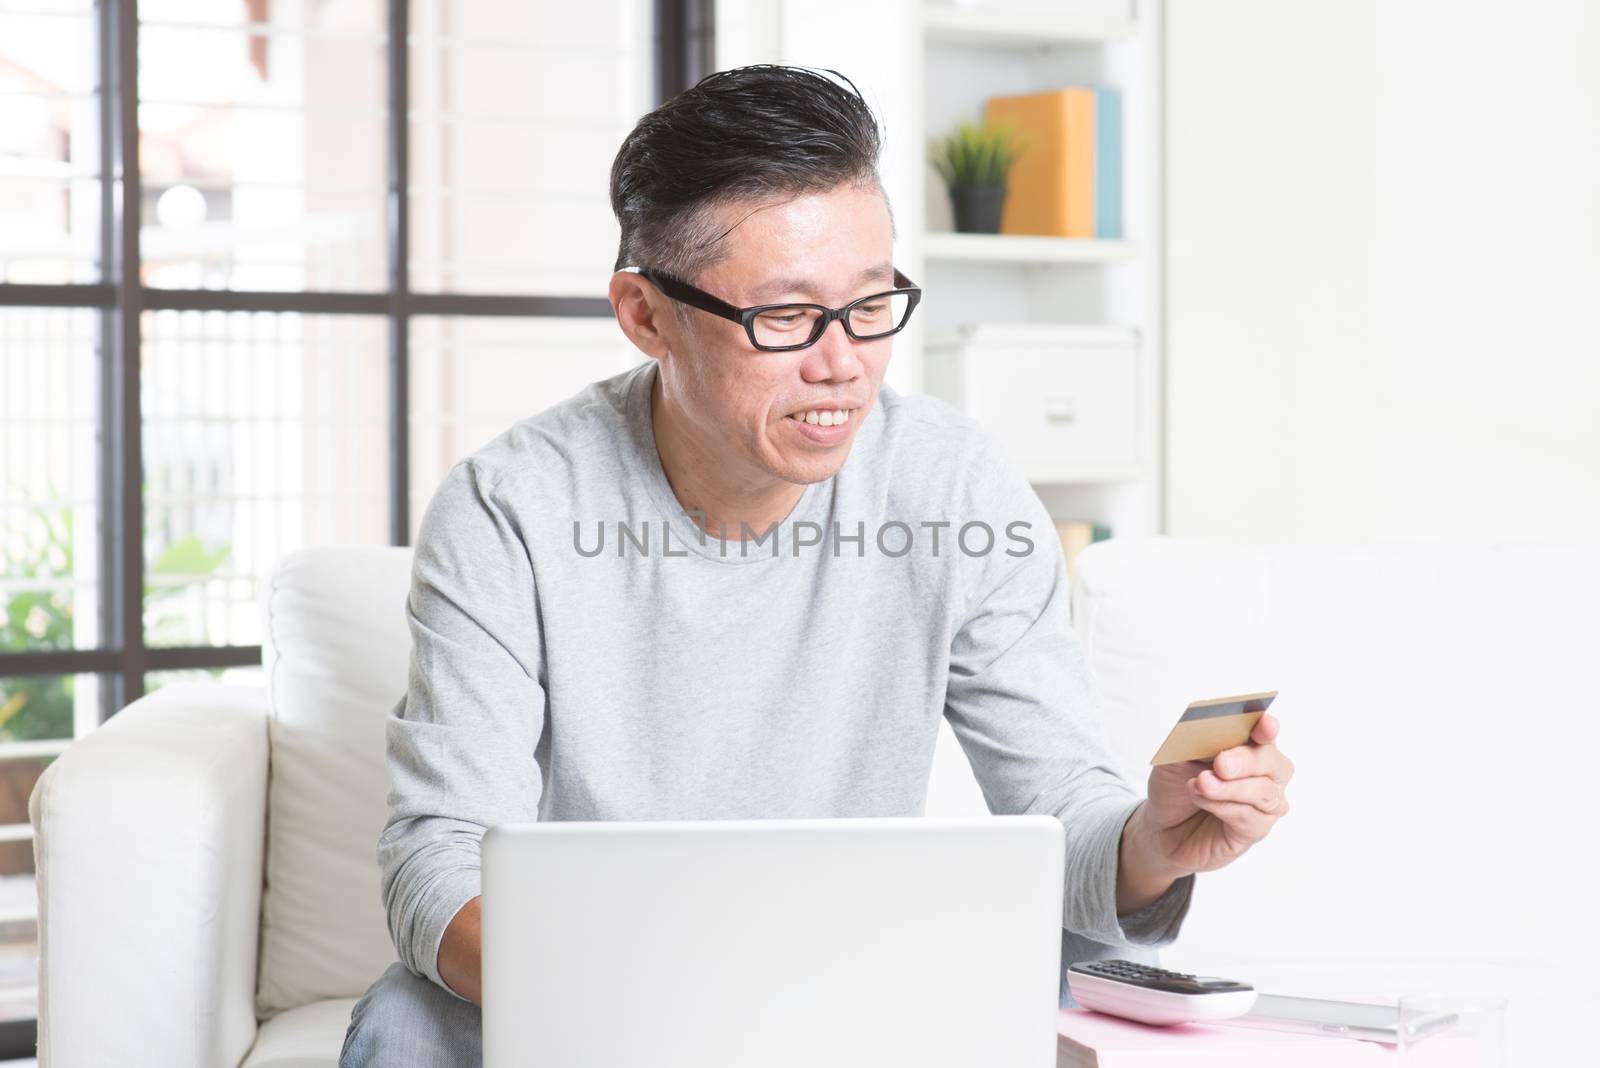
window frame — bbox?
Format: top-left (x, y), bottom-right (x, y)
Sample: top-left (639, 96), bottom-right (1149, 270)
top-left (0, 0), bottom-right (711, 1052)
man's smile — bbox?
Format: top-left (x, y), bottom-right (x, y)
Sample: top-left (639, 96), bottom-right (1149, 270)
top-left (784, 406), bottom-right (856, 427)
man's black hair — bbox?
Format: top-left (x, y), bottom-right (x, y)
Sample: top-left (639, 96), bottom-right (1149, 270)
top-left (609, 64), bottom-right (891, 286)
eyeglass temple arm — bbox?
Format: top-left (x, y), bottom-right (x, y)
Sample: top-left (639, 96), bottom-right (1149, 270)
top-left (620, 265), bottom-right (743, 323)
top-left (892, 269), bottom-right (923, 306)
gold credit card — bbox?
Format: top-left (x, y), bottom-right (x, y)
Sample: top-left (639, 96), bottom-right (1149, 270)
top-left (1150, 691), bottom-right (1278, 766)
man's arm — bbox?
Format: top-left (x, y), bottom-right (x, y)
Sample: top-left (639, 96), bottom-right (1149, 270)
top-left (438, 897), bottom-right (483, 1004)
top-left (941, 439), bottom-right (1194, 947)
top-left (380, 459), bottom-right (547, 1001)
top-left (1116, 802), bottom-right (1192, 915)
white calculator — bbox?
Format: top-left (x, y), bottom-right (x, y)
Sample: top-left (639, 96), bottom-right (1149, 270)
top-left (1066, 959), bottom-right (1259, 1026)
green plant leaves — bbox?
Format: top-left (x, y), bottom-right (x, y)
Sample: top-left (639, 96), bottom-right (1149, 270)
top-left (146, 535), bottom-right (232, 604)
top-left (928, 119), bottom-right (1027, 188)
top-left (0, 496), bottom-right (235, 741)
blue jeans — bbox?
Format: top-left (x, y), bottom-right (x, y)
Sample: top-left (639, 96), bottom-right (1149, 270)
top-left (340, 963), bottom-right (481, 1067)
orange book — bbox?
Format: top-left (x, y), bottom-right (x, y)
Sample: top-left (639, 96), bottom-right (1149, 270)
top-left (983, 88), bottom-right (1096, 238)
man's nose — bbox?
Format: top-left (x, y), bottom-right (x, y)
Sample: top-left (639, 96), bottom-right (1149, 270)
top-left (801, 315), bottom-right (864, 381)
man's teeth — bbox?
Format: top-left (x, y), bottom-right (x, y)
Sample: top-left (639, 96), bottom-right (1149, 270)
top-left (790, 409), bottom-right (851, 427)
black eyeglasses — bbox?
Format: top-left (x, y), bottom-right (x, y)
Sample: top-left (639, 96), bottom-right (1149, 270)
top-left (622, 265), bottom-right (923, 352)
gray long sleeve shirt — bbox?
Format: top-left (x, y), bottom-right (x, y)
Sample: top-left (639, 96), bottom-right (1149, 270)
top-left (380, 359), bottom-right (1194, 996)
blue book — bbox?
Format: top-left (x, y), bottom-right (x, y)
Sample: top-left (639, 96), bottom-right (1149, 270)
top-left (1094, 87), bottom-right (1123, 239)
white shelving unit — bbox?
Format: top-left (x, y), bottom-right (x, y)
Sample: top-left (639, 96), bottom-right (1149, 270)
top-left (923, 232), bottom-right (1137, 265)
top-left (917, 0), bottom-right (1165, 539)
top-left (921, 4), bottom-right (1137, 47)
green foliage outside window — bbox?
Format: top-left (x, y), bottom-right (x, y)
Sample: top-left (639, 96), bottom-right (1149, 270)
top-left (1, 489), bottom-right (231, 742)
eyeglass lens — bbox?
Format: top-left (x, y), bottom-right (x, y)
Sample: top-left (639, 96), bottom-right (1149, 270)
top-left (751, 291), bottom-right (913, 348)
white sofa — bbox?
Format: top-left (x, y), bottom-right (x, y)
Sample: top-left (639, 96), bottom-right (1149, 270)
top-left (30, 539), bottom-right (1594, 1066)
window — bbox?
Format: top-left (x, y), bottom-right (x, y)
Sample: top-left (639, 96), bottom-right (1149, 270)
top-left (0, 0), bottom-right (711, 1049)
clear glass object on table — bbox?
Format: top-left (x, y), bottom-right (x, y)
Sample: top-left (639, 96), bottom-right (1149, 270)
top-left (1397, 989), bottom-right (1507, 1067)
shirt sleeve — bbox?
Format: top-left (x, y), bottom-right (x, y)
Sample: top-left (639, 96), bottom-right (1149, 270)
top-left (941, 440), bottom-right (1194, 948)
top-left (378, 459), bottom-right (548, 996)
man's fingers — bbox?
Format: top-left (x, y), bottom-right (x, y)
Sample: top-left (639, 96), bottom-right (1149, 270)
top-left (1251, 713), bottom-right (1279, 744)
top-left (1187, 793), bottom-right (1276, 842)
top-left (1190, 771), bottom-right (1290, 817)
top-left (1214, 739), bottom-right (1295, 785)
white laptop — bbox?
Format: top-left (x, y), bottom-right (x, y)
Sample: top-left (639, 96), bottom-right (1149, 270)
top-left (481, 816), bottom-right (1066, 1068)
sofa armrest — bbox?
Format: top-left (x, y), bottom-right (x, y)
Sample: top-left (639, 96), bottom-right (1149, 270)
top-left (30, 683), bottom-right (269, 1068)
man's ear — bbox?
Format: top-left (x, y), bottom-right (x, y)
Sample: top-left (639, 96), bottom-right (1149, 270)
top-left (609, 271), bottom-right (672, 360)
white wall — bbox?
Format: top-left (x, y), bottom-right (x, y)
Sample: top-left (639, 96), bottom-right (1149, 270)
top-left (1166, 0), bottom-right (1600, 542)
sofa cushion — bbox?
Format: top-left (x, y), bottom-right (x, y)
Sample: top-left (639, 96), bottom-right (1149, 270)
top-left (241, 998), bottom-right (359, 1068)
top-left (1069, 537), bottom-right (1596, 968)
top-left (258, 547), bottom-right (414, 1015)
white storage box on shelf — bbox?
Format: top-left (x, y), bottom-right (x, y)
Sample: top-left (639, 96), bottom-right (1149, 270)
top-left (924, 324), bottom-right (1142, 484)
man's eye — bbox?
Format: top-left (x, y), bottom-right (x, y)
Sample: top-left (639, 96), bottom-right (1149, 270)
top-left (759, 311), bottom-right (807, 328)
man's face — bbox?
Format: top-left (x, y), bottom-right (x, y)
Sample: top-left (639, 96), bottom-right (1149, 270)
top-left (655, 182), bottom-right (897, 487)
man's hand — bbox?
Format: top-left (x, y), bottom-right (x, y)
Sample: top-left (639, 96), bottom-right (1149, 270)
top-left (1119, 712), bottom-right (1295, 911)
top-left (1144, 711), bottom-right (1295, 874)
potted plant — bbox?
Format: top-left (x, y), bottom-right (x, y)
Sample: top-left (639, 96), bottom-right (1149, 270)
top-left (928, 118), bottom-right (1025, 234)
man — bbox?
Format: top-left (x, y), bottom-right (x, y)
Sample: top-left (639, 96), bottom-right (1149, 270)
top-left (341, 64), bottom-right (1294, 1065)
